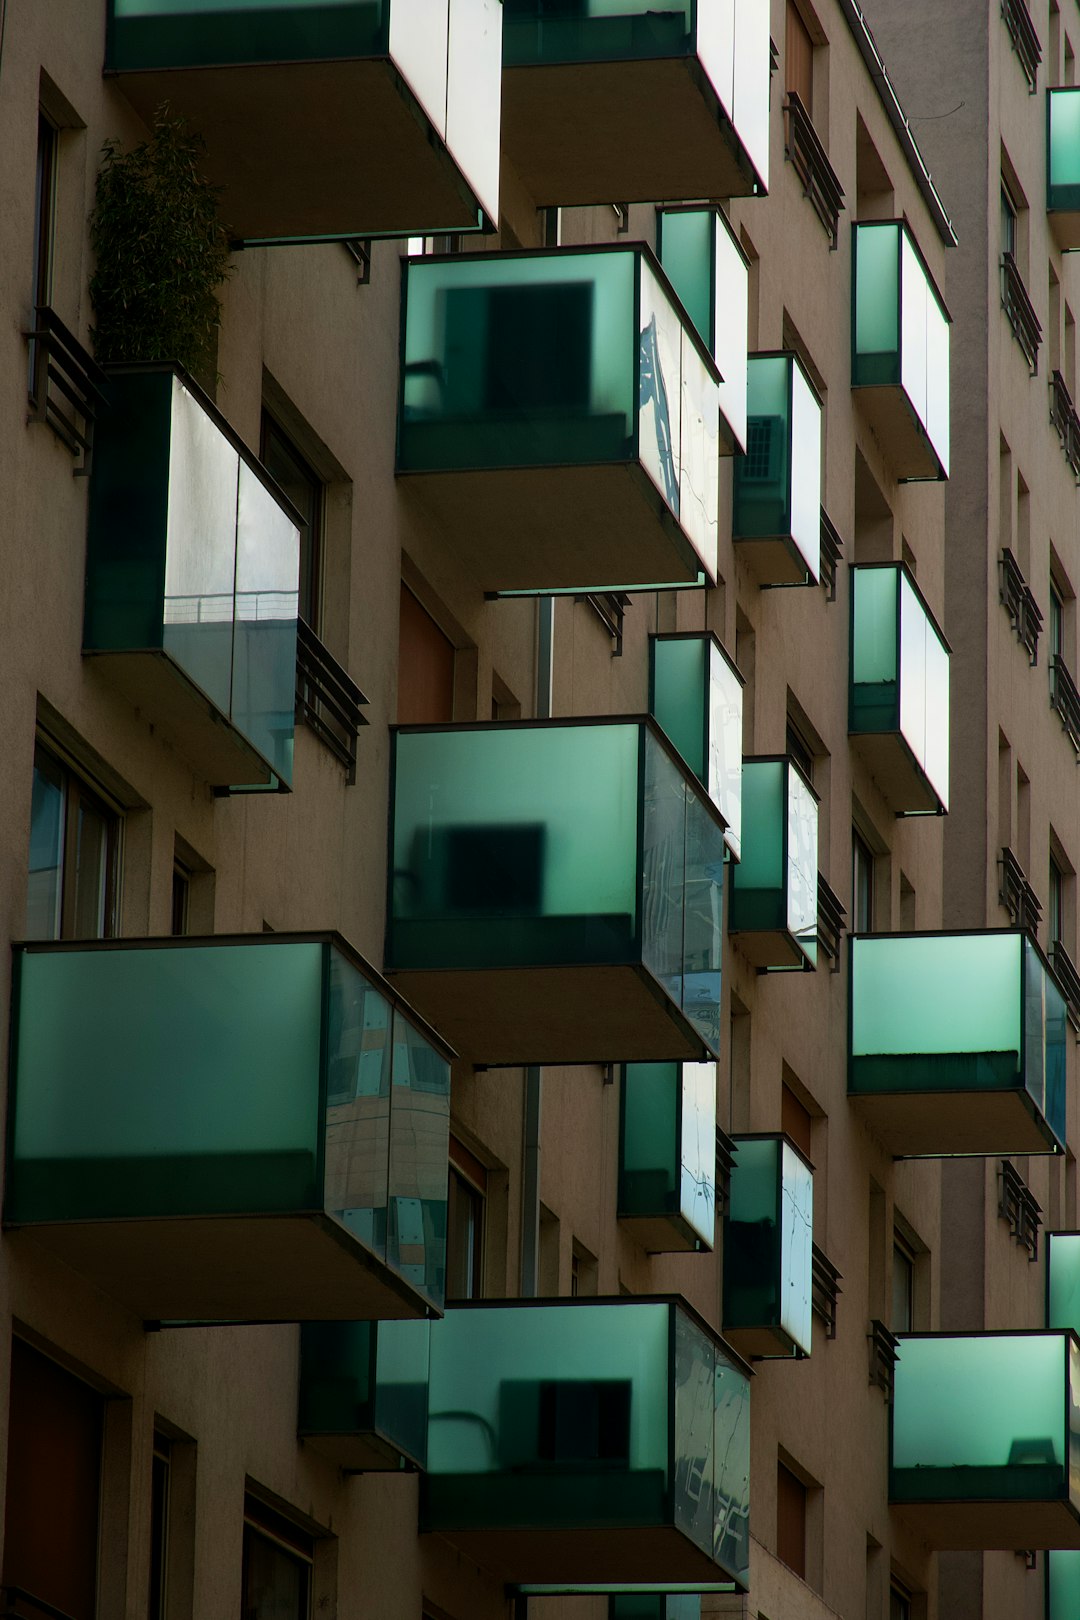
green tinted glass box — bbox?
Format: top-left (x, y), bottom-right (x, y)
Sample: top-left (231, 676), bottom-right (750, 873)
top-left (649, 633), bottom-right (743, 861)
top-left (723, 1134), bottom-right (814, 1359)
top-left (619, 1061), bottom-right (716, 1252)
top-left (299, 1319), bottom-right (430, 1470)
top-left (729, 757), bottom-right (818, 969)
top-left (732, 352), bottom-right (821, 585)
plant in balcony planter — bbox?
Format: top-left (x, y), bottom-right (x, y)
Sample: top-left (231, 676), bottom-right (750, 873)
top-left (88, 107), bottom-right (232, 385)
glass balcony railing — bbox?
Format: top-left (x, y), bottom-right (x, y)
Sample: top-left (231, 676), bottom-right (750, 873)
top-left (5, 935), bottom-right (451, 1322)
top-left (397, 246), bottom-right (720, 594)
top-left (84, 365), bottom-right (299, 789)
top-left (891, 1332), bottom-right (1080, 1549)
top-left (729, 758), bottom-right (818, 970)
top-left (420, 1298), bottom-right (751, 1588)
top-left (298, 1320), bottom-right (430, 1470)
top-left (732, 353), bottom-right (821, 585)
top-left (500, 0), bottom-right (769, 209)
top-left (1050, 1550), bottom-right (1080, 1617)
top-left (849, 563), bottom-right (950, 815)
top-left (387, 719), bottom-right (726, 1064)
top-left (649, 633), bottom-right (743, 861)
top-left (723, 1134), bottom-right (814, 1360)
top-left (852, 220), bottom-right (950, 480)
top-left (1048, 89), bottom-right (1080, 249)
top-left (657, 207), bottom-right (750, 454)
top-left (849, 932), bottom-right (1067, 1156)
top-left (610, 1599), bottom-right (702, 1619)
top-left (104, 0), bottom-right (501, 241)
top-left (618, 1062), bottom-right (717, 1252)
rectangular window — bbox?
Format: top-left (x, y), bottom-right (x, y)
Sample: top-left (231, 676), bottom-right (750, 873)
top-left (852, 829), bottom-right (874, 933)
top-left (776, 1460), bottom-right (807, 1578)
top-left (446, 1138), bottom-right (487, 1302)
top-left (786, 718), bottom-right (815, 785)
top-left (890, 1580), bottom-right (912, 1620)
top-left (1001, 183), bottom-right (1017, 259)
top-left (171, 863), bottom-right (191, 937)
top-left (1051, 580), bottom-right (1064, 659)
top-left (242, 1500), bottom-right (313, 1620)
top-left (29, 111), bottom-right (57, 398)
top-left (149, 1433), bottom-right (171, 1620)
top-left (398, 584), bottom-right (455, 724)
top-left (891, 1237), bottom-right (915, 1333)
top-left (28, 740), bottom-right (120, 940)
top-left (781, 1083), bottom-right (814, 1161)
top-left (1050, 856), bottom-right (1064, 944)
top-left (260, 413), bottom-right (324, 631)
top-left (786, 0), bottom-right (814, 110)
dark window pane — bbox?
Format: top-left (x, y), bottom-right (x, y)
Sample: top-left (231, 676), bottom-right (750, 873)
top-left (242, 1527), bottom-right (309, 1620)
top-left (28, 745), bottom-right (64, 939)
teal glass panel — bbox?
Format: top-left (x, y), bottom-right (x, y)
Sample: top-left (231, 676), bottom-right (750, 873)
top-left (891, 1334), bottom-right (1080, 1506)
top-left (387, 1010), bottom-right (450, 1310)
top-left (850, 566), bottom-right (900, 732)
top-left (325, 950), bottom-right (392, 1260)
top-left (1048, 1233), bottom-right (1080, 1337)
top-left (389, 723), bottom-right (640, 970)
top-left (712, 1328), bottom-right (752, 1586)
top-left (787, 766), bottom-right (818, 965)
top-left (399, 250), bottom-right (638, 473)
top-left (853, 223), bottom-right (900, 384)
top-left (681, 782), bottom-right (725, 1050)
top-left (620, 1062), bottom-right (681, 1219)
top-left (8, 941), bottom-right (325, 1221)
top-left (108, 1), bottom-right (391, 72)
top-left (611, 1600), bottom-right (701, 1620)
top-left (724, 1137), bottom-right (813, 1356)
top-left (232, 461), bottom-right (300, 782)
top-left (730, 761), bottom-right (791, 933)
top-left (1049, 88), bottom-right (1080, 210)
top-left (1049, 1549), bottom-right (1080, 1618)
top-left (733, 356), bottom-right (790, 538)
top-left (298, 1319), bottom-right (430, 1466)
top-left (788, 357), bottom-right (821, 581)
top-left (27, 750), bottom-right (63, 941)
top-left (658, 209), bottom-right (715, 353)
top-left (503, 0), bottom-right (694, 67)
top-left (673, 1310), bottom-right (716, 1555)
top-left (642, 733), bottom-right (689, 1010)
top-left (652, 637), bottom-right (707, 784)
top-left (679, 1061), bottom-right (717, 1247)
top-left (900, 231), bottom-right (950, 477)
top-left (1024, 937), bottom-right (1067, 1148)
top-left (850, 933), bottom-right (1031, 1099)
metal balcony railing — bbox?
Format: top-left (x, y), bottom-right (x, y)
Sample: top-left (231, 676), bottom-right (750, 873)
top-left (578, 591), bottom-right (631, 656)
top-left (819, 507), bottom-right (843, 602)
top-left (716, 1125), bottom-right (737, 1219)
top-left (1051, 937), bottom-right (1080, 1032)
top-left (1050, 370), bottom-right (1080, 478)
top-left (812, 1243), bottom-right (842, 1339)
top-left (295, 618), bottom-right (367, 784)
top-left (1051, 652), bottom-right (1080, 753)
top-left (24, 305), bottom-right (107, 475)
top-left (1002, 0), bottom-right (1041, 90)
top-left (817, 872), bottom-right (846, 969)
top-left (783, 92), bottom-right (845, 249)
top-left (1, 1588), bottom-right (80, 1620)
top-left (869, 1318), bottom-right (900, 1399)
top-left (999, 846), bottom-right (1043, 934)
top-left (999, 1159), bottom-right (1042, 1258)
top-left (1001, 253), bottom-right (1041, 372)
top-left (999, 548), bottom-right (1042, 663)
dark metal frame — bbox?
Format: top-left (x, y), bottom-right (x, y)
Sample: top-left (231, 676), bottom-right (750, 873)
top-left (812, 1244), bottom-right (842, 1339)
top-left (999, 845), bottom-right (1043, 935)
top-left (817, 872), bottom-right (846, 969)
top-left (819, 506), bottom-right (843, 602)
top-left (1050, 369), bottom-right (1080, 479)
top-left (783, 91), bottom-right (845, 248)
top-left (295, 618), bottom-right (367, 783)
top-left (1051, 652), bottom-right (1080, 753)
top-left (869, 1318), bottom-right (899, 1399)
top-left (999, 547), bottom-right (1042, 663)
top-left (999, 1159), bottom-right (1042, 1259)
top-left (1002, 0), bottom-right (1041, 89)
top-left (1001, 252), bottom-right (1041, 372)
top-left (1051, 938), bottom-right (1080, 1032)
top-left (24, 306), bottom-right (107, 475)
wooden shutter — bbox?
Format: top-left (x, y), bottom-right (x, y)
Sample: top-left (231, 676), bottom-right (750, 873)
top-left (786, 0), bottom-right (814, 112)
top-left (398, 585), bottom-right (455, 723)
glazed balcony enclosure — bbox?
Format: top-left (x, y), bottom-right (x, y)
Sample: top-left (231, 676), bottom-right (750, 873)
top-left (5, 935), bottom-right (451, 1322)
top-left (849, 931), bottom-right (1067, 1156)
top-left (891, 1332), bottom-right (1080, 1548)
top-left (84, 365), bottom-right (299, 789)
top-left (104, 0), bottom-right (501, 241)
top-left (500, 0), bottom-right (769, 208)
top-left (723, 1134), bottom-right (813, 1360)
top-left (729, 757), bottom-right (818, 970)
top-left (299, 1320), bottom-right (429, 1470)
top-left (732, 353), bottom-right (821, 585)
top-left (397, 246), bottom-right (721, 594)
top-left (1050, 1549), bottom-right (1080, 1618)
top-left (852, 220), bottom-right (950, 480)
top-left (420, 1298), bottom-right (751, 1588)
top-left (657, 206), bottom-right (750, 454)
top-left (649, 632), bottom-right (743, 860)
top-left (1048, 88), bottom-right (1080, 249)
top-left (618, 1062), bottom-right (717, 1252)
top-left (1049, 1231), bottom-right (1080, 1337)
top-left (849, 563), bottom-right (950, 816)
top-left (386, 719), bottom-right (726, 1065)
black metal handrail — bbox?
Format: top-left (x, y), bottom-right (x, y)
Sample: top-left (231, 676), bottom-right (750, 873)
top-left (295, 617), bottom-right (367, 784)
top-left (715, 1125), bottom-right (737, 1218)
top-left (1050, 370), bottom-right (1080, 478)
top-left (812, 1243), bottom-right (842, 1339)
top-left (999, 846), bottom-right (1042, 934)
top-left (999, 1159), bottom-right (1042, 1258)
top-left (1051, 937), bottom-right (1080, 1032)
top-left (817, 873), bottom-right (846, 969)
top-left (869, 1318), bottom-right (899, 1399)
top-left (819, 507), bottom-right (843, 602)
top-left (1051, 652), bottom-right (1080, 753)
top-left (783, 92), bottom-right (845, 249)
top-left (24, 305), bottom-right (108, 475)
top-left (578, 591), bottom-right (631, 656)
top-left (1001, 253), bottom-right (1041, 373)
top-left (999, 548), bottom-right (1042, 664)
top-left (1, 1588), bottom-right (81, 1620)
top-left (1002, 0), bottom-right (1041, 90)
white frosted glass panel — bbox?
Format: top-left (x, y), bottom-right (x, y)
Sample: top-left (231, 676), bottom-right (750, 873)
top-left (731, 0), bottom-right (770, 187)
top-left (679, 326), bottom-right (719, 579)
top-left (899, 573), bottom-right (928, 775)
top-left (789, 361), bottom-right (821, 581)
top-left (446, 0), bottom-right (502, 222)
top-left (714, 214), bottom-right (748, 450)
top-left (786, 768), bottom-right (817, 943)
top-left (852, 933), bottom-right (1021, 1058)
top-left (639, 258), bottom-right (685, 524)
top-left (900, 233), bottom-right (928, 429)
top-left (234, 463), bottom-right (300, 779)
top-left (781, 1140), bottom-right (813, 1352)
top-left (696, 0), bottom-right (736, 119)
top-left (925, 284), bottom-right (950, 475)
top-left (390, 0), bottom-right (450, 139)
top-left (680, 1060), bottom-right (717, 1246)
top-left (710, 641), bottom-right (743, 860)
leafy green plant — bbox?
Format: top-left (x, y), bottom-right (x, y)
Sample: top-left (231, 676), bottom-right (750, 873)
top-left (89, 108), bottom-right (232, 380)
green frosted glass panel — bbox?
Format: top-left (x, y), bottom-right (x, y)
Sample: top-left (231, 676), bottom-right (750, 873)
top-left (399, 250), bottom-right (637, 472)
top-left (326, 951), bottom-right (391, 1259)
top-left (724, 1137), bottom-right (812, 1356)
top-left (787, 766), bottom-right (818, 962)
top-left (892, 1334), bottom-right (1080, 1505)
top-left (620, 1062), bottom-right (680, 1216)
top-left (658, 210), bottom-right (714, 354)
top-left (1049, 1549), bottom-right (1080, 1619)
top-left (108, 1), bottom-right (390, 71)
top-left (1049, 1234), bottom-right (1080, 1337)
top-left (642, 733), bottom-right (688, 1009)
top-left (673, 1311), bottom-right (716, 1554)
top-left (299, 1319), bottom-right (430, 1466)
top-left (677, 761), bottom-right (725, 1051)
top-left (853, 564), bottom-right (951, 806)
top-left (1050, 89), bottom-right (1080, 208)
top-left (733, 356), bottom-right (790, 538)
top-left (503, 0), bottom-right (693, 67)
top-left (389, 723), bottom-right (639, 969)
top-left (611, 1600), bottom-right (701, 1620)
top-left (232, 461), bottom-right (300, 781)
top-left (922, 254), bottom-right (951, 476)
top-left (712, 1328), bottom-right (751, 1585)
top-left (853, 223), bottom-right (900, 381)
top-left (851, 566), bottom-right (898, 695)
top-left (652, 638), bottom-right (707, 783)
top-left (1025, 936), bottom-right (1067, 1147)
top-left (789, 358), bottom-right (821, 581)
top-left (386, 1011), bottom-right (450, 1310)
top-left (729, 761), bottom-right (784, 928)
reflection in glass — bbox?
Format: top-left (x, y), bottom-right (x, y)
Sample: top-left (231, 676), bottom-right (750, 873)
top-left (27, 748), bottom-right (63, 940)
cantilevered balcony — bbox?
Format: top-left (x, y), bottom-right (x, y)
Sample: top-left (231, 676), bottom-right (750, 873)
top-left (852, 221), bottom-right (950, 480)
top-left (500, 0), bottom-right (769, 208)
top-left (420, 1298), bottom-right (751, 1588)
top-left (104, 0), bottom-right (501, 241)
top-left (848, 931), bottom-right (1066, 1156)
top-left (618, 1062), bottom-right (717, 1252)
top-left (849, 563), bottom-right (950, 816)
top-left (723, 1135), bottom-right (814, 1360)
top-left (397, 246), bottom-right (721, 593)
top-left (299, 1320), bottom-right (430, 1470)
top-left (5, 935), bottom-right (451, 1322)
top-left (85, 365), bottom-right (299, 788)
top-left (891, 1332), bottom-right (1080, 1548)
top-left (387, 719), bottom-right (725, 1064)
top-left (649, 633), bottom-right (743, 860)
top-left (657, 206), bottom-right (750, 454)
top-left (732, 353), bottom-right (821, 585)
top-left (729, 758), bottom-right (818, 969)
top-left (1049, 88), bottom-right (1080, 249)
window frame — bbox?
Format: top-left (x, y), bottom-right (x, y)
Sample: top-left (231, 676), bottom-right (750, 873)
top-left (259, 411), bottom-right (324, 634)
top-left (241, 1498), bottom-right (314, 1620)
top-left (852, 827), bottom-right (875, 934)
top-left (29, 739), bottom-right (121, 941)
top-left (446, 1136), bottom-right (487, 1302)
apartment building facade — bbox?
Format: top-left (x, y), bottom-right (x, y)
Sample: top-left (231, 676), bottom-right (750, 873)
top-left (0, 2), bottom-right (1069, 1620)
